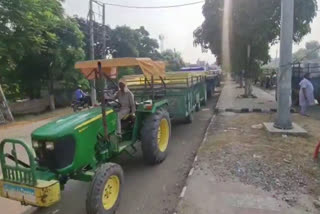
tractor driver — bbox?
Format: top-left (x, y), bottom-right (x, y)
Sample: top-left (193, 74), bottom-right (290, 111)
top-left (113, 79), bottom-right (136, 136)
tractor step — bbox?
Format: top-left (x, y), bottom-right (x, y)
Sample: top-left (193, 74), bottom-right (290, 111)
top-left (118, 141), bottom-right (137, 158)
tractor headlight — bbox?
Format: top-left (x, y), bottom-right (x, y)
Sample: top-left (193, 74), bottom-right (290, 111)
top-left (32, 140), bottom-right (40, 149)
top-left (45, 142), bottom-right (55, 151)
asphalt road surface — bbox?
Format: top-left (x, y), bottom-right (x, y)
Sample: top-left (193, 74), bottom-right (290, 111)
top-left (1, 95), bottom-right (219, 214)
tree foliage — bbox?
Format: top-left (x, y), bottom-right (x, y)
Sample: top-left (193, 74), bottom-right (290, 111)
top-left (194, 0), bottom-right (318, 77)
top-left (0, 0), bottom-right (85, 99)
top-left (75, 18), bottom-right (185, 71)
top-left (76, 18), bottom-right (160, 59)
top-left (293, 40), bottom-right (320, 61)
top-left (161, 49), bottom-right (185, 71)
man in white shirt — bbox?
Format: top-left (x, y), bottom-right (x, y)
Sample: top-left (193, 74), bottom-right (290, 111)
top-left (113, 79), bottom-right (136, 135)
top-left (299, 73), bottom-right (315, 116)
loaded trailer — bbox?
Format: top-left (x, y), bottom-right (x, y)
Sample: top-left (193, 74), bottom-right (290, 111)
top-left (123, 71), bottom-right (207, 123)
top-left (180, 67), bottom-right (220, 98)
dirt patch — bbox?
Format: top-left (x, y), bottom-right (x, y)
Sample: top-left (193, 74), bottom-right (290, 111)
top-left (1, 107), bottom-right (72, 130)
top-left (200, 113), bottom-right (320, 207)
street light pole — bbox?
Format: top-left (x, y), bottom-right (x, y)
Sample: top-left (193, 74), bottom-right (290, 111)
top-left (274, 0), bottom-right (294, 129)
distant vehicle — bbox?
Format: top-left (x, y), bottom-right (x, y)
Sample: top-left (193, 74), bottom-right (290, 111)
top-left (71, 94), bottom-right (91, 112)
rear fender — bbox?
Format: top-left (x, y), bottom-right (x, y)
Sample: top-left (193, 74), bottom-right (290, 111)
top-left (151, 99), bottom-right (169, 113)
top-left (132, 99), bottom-right (168, 141)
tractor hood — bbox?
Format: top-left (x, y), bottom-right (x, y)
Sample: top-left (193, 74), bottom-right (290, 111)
top-left (32, 107), bottom-right (112, 139)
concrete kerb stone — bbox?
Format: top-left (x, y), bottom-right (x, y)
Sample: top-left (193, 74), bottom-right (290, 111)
top-left (215, 108), bottom-right (274, 113)
top-left (176, 113), bottom-right (216, 203)
top-left (215, 108), bottom-right (297, 114)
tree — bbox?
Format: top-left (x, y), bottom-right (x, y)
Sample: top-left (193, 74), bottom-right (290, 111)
top-left (75, 19), bottom-right (161, 60)
top-left (75, 17), bottom-right (112, 60)
top-left (134, 27), bottom-right (160, 58)
top-left (194, 0), bottom-right (318, 96)
top-left (75, 19), bottom-right (185, 73)
top-left (160, 49), bottom-right (185, 71)
top-left (0, 0), bottom-right (85, 106)
top-left (293, 40), bottom-right (320, 61)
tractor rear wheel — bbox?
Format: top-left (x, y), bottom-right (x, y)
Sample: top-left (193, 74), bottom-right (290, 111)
top-left (141, 108), bottom-right (171, 165)
top-left (86, 163), bottom-right (124, 214)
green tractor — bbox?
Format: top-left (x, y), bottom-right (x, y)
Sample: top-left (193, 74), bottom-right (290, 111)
top-left (0, 58), bottom-right (171, 214)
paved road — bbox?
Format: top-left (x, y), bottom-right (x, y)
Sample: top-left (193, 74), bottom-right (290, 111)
top-left (1, 96), bottom-right (218, 214)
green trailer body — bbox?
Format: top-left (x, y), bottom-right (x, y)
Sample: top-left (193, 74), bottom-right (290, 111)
top-left (123, 72), bottom-right (207, 122)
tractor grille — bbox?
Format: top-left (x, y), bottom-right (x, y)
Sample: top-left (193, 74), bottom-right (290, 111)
top-left (36, 136), bottom-right (76, 170)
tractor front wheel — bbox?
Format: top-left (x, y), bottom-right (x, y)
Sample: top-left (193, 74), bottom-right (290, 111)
top-left (86, 163), bottom-right (124, 214)
top-left (141, 108), bottom-right (171, 165)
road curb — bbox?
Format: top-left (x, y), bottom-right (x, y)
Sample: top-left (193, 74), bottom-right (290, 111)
top-left (175, 113), bottom-right (216, 211)
top-left (214, 108), bottom-right (297, 113)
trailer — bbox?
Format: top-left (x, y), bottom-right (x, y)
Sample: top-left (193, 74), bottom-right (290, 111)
top-left (180, 67), bottom-right (220, 98)
top-left (123, 72), bottom-right (207, 123)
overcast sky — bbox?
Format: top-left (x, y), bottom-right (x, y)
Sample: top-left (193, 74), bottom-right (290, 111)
top-left (63, 0), bottom-right (320, 64)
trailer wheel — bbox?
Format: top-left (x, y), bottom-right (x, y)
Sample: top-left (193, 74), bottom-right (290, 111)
top-left (207, 88), bottom-right (212, 98)
top-left (86, 163), bottom-right (124, 214)
top-left (141, 108), bottom-right (171, 164)
top-left (185, 112), bottom-right (193, 124)
top-left (195, 102), bottom-right (201, 112)
top-left (201, 95), bottom-right (207, 106)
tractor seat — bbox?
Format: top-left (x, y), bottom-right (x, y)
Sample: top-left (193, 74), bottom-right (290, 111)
top-left (121, 113), bottom-right (135, 121)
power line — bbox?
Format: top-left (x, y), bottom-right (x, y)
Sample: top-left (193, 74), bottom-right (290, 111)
top-left (97, 1), bottom-right (204, 9)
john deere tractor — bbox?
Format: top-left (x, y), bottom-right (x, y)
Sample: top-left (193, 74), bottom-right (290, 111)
top-left (0, 58), bottom-right (171, 214)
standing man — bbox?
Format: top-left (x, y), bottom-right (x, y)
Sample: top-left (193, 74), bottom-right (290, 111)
top-left (299, 73), bottom-right (315, 116)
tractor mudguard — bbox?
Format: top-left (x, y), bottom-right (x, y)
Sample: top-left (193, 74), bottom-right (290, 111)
top-left (0, 139), bottom-right (60, 207)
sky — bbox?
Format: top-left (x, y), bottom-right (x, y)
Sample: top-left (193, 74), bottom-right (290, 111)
top-left (63, 0), bottom-right (320, 64)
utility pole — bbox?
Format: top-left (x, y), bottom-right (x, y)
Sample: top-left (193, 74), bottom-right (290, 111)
top-left (274, 0), bottom-right (294, 129)
top-left (102, 4), bottom-right (107, 58)
top-left (89, 0), bottom-right (97, 105)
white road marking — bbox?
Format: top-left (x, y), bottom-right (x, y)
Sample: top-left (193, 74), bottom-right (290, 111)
top-left (188, 167), bottom-right (194, 176)
top-left (180, 186), bottom-right (187, 198)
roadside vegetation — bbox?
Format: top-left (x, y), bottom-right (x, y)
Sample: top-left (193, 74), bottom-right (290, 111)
top-left (194, 0), bottom-right (318, 96)
top-left (0, 0), bottom-right (185, 108)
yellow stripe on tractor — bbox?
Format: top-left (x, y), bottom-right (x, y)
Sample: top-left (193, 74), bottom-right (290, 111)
top-left (75, 110), bottom-right (113, 130)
